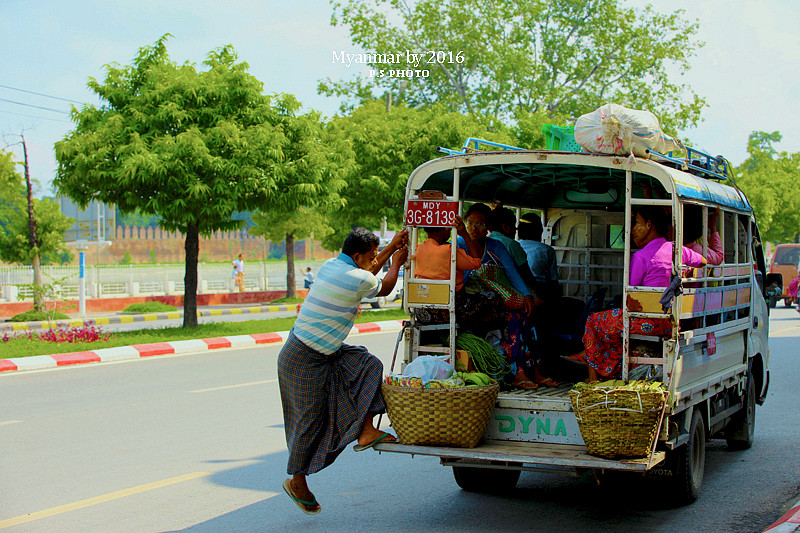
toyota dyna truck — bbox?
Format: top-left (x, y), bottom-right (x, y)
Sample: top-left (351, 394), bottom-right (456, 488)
top-left (372, 138), bottom-right (777, 505)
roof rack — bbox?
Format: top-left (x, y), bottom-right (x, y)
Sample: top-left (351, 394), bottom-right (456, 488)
top-left (646, 147), bottom-right (729, 181)
top-left (438, 136), bottom-right (730, 182)
top-left (437, 137), bottom-right (524, 155)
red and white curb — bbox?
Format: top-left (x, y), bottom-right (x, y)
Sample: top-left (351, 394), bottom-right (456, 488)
top-left (765, 498), bottom-right (800, 533)
top-left (0, 320), bottom-right (405, 374)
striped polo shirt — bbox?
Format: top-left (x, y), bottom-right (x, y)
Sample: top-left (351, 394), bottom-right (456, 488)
top-left (292, 253), bottom-right (382, 354)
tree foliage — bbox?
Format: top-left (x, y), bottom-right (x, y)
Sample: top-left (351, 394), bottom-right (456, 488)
top-left (54, 35), bottom-right (285, 327)
top-left (0, 149), bottom-right (73, 266)
top-left (321, 100), bottom-right (515, 248)
top-left (324, 0), bottom-right (705, 130)
top-left (736, 131), bottom-right (800, 243)
top-left (248, 101), bottom-right (348, 295)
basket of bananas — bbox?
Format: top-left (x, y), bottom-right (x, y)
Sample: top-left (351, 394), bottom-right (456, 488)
top-left (568, 380), bottom-right (669, 458)
top-left (382, 371), bottom-right (499, 448)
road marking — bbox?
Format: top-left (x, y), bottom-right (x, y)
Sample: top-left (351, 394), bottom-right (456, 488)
top-left (190, 379), bottom-right (277, 393)
top-left (0, 420), bottom-right (22, 426)
top-left (772, 325), bottom-right (800, 334)
top-left (0, 471), bottom-right (210, 529)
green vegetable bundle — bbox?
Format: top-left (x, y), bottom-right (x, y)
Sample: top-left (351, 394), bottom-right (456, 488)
top-left (454, 333), bottom-right (510, 380)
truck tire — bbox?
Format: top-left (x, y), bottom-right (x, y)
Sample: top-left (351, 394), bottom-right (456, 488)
top-left (452, 466), bottom-right (520, 492)
top-left (784, 297), bottom-right (794, 307)
top-left (371, 296), bottom-right (386, 309)
top-left (661, 409), bottom-right (706, 505)
top-left (726, 376), bottom-right (756, 450)
top-left (768, 295), bottom-right (777, 308)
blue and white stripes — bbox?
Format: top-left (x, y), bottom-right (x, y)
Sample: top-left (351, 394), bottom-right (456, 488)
top-left (292, 253), bottom-right (381, 354)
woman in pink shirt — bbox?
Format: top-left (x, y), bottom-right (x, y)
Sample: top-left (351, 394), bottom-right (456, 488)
top-left (567, 207), bottom-right (707, 381)
top-left (683, 206), bottom-right (723, 266)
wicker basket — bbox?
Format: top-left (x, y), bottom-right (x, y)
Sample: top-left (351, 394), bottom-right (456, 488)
top-left (568, 386), bottom-right (668, 458)
top-left (382, 381), bottom-right (499, 448)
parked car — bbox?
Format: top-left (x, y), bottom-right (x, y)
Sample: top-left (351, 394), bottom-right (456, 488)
top-left (362, 269), bottom-right (403, 308)
top-left (768, 243), bottom-right (800, 307)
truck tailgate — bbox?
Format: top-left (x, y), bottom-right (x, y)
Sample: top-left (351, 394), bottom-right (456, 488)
top-left (373, 441), bottom-right (665, 472)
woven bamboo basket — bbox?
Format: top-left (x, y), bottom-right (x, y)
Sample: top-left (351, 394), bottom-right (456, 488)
top-left (568, 386), bottom-right (668, 458)
top-left (382, 381), bottom-right (499, 448)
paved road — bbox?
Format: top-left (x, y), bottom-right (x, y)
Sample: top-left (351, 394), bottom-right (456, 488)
top-left (1, 309), bottom-right (799, 532)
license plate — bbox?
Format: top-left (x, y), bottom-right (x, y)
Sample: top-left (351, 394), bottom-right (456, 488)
top-left (405, 200), bottom-right (459, 228)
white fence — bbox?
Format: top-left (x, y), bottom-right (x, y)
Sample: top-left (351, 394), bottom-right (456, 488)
top-left (0, 261), bottom-right (327, 302)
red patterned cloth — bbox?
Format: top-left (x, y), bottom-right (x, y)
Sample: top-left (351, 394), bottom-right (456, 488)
top-left (583, 308), bottom-right (672, 378)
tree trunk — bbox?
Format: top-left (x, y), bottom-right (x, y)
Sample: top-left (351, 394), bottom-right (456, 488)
top-left (31, 253), bottom-right (43, 312)
top-left (285, 233), bottom-right (296, 299)
top-left (21, 136), bottom-right (42, 312)
top-left (183, 222), bottom-right (199, 328)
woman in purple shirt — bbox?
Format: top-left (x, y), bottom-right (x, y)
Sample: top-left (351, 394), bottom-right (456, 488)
top-left (567, 206), bottom-right (707, 381)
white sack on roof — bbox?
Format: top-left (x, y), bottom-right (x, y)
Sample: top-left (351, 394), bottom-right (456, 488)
top-left (574, 103), bottom-right (682, 157)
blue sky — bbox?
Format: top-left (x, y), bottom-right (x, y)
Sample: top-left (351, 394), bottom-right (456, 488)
top-left (1, 0), bottom-right (798, 196)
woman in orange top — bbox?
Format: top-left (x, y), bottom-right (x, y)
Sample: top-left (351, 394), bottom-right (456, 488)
top-left (414, 215), bottom-right (482, 291)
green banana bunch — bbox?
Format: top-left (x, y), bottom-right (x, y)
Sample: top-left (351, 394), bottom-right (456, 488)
top-left (455, 371), bottom-right (492, 387)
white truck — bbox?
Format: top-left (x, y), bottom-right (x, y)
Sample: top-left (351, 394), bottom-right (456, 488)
top-left (373, 139), bottom-right (777, 505)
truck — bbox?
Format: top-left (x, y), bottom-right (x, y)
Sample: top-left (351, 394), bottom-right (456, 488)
top-left (372, 138), bottom-right (778, 505)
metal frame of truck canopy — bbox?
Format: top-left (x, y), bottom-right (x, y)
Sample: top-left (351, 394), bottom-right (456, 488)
top-left (380, 150), bottom-right (766, 477)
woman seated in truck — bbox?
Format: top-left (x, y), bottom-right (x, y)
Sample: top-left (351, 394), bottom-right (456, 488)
top-left (457, 202), bottom-right (540, 389)
top-left (566, 206), bottom-right (709, 381)
top-left (412, 215), bottom-right (486, 323)
top-left (684, 205), bottom-right (723, 266)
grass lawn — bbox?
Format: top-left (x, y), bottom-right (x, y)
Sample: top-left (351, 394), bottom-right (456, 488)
top-left (2, 308), bottom-right (409, 359)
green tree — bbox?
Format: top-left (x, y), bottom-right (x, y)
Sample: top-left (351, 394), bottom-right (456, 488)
top-left (0, 147), bottom-right (73, 310)
top-left (249, 100), bottom-right (348, 296)
top-left (251, 209), bottom-right (333, 297)
top-left (324, 0), bottom-right (705, 130)
top-left (322, 100), bottom-right (515, 248)
top-left (54, 35), bottom-right (285, 327)
top-left (736, 131), bottom-right (800, 242)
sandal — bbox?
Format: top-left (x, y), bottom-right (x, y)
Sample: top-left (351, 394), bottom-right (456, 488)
top-left (283, 479), bottom-right (321, 515)
top-left (535, 376), bottom-right (560, 387)
top-left (511, 376), bottom-right (539, 390)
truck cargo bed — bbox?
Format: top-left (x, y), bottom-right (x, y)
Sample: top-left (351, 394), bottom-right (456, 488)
top-left (376, 382), bottom-right (665, 472)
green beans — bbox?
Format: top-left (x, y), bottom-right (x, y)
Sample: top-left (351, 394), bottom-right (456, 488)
top-left (454, 333), bottom-right (510, 380)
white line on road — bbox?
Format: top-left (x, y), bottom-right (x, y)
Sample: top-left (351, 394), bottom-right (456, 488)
top-left (189, 379), bottom-right (278, 393)
top-left (0, 420), bottom-right (22, 426)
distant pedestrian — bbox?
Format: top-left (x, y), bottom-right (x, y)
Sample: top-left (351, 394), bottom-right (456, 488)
top-left (303, 267), bottom-right (314, 289)
top-left (232, 253), bottom-right (245, 292)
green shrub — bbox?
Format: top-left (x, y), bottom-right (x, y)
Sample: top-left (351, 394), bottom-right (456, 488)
top-left (122, 302), bottom-right (177, 313)
top-left (267, 297), bottom-right (304, 304)
top-left (11, 310), bottom-right (70, 322)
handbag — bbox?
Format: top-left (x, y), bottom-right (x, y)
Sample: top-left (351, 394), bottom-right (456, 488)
top-left (473, 252), bottom-right (526, 310)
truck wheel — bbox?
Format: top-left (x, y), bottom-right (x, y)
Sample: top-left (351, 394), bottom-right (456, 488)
top-left (661, 409), bottom-right (706, 505)
top-left (784, 297), bottom-right (794, 307)
top-left (452, 466), bottom-right (520, 492)
top-left (768, 295), bottom-right (777, 308)
top-left (726, 376), bottom-right (756, 450)
top-left (371, 297), bottom-right (386, 309)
